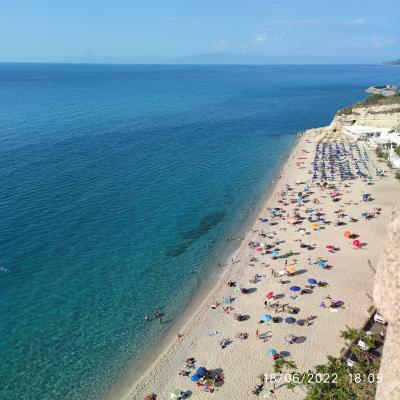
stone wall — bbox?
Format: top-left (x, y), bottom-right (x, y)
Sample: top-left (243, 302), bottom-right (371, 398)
top-left (373, 202), bottom-right (400, 399)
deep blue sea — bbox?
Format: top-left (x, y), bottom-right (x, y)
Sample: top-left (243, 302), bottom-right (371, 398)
top-left (1, 64), bottom-right (399, 400)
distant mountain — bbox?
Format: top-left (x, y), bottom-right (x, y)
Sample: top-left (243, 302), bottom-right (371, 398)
top-left (383, 59), bottom-right (400, 65)
top-left (23, 52), bottom-right (384, 65)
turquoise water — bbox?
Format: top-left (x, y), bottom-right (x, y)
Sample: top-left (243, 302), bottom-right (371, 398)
top-left (1, 64), bottom-right (399, 400)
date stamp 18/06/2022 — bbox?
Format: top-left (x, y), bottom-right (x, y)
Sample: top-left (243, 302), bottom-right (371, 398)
top-left (264, 372), bottom-right (383, 385)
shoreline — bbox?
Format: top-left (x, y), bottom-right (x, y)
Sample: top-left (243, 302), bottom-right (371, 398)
top-left (105, 133), bottom-right (301, 400)
top-left (118, 125), bottom-right (400, 400)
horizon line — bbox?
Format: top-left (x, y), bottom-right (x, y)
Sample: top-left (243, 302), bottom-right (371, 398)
top-left (0, 61), bottom-right (385, 66)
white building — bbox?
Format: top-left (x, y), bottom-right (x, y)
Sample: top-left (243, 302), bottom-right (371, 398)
top-left (368, 129), bottom-right (400, 150)
top-left (389, 149), bottom-right (400, 169)
top-left (343, 125), bottom-right (395, 142)
top-left (343, 125), bottom-right (400, 151)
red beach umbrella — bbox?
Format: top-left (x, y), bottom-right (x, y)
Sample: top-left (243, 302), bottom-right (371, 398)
top-left (266, 292), bottom-right (274, 299)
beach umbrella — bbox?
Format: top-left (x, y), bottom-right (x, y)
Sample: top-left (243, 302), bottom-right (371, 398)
top-left (266, 348), bottom-right (277, 356)
top-left (266, 291), bottom-right (274, 299)
top-left (344, 231), bottom-right (351, 238)
top-left (196, 367), bottom-right (207, 377)
top-left (361, 212), bottom-right (369, 218)
top-left (191, 375), bottom-right (200, 382)
top-left (261, 314), bottom-right (273, 322)
top-left (307, 278), bottom-right (318, 285)
top-left (353, 239), bottom-right (361, 248)
top-left (285, 317), bottom-right (296, 324)
top-left (290, 286), bottom-right (301, 292)
top-left (169, 390), bottom-right (181, 399)
top-left (271, 251), bottom-right (280, 258)
top-left (286, 249), bottom-right (294, 256)
top-left (256, 247), bottom-right (263, 252)
top-left (286, 265), bottom-right (296, 274)
top-left (323, 298), bottom-right (333, 308)
top-left (234, 285), bottom-right (243, 293)
top-left (285, 334), bottom-right (297, 344)
top-left (318, 262), bottom-right (327, 269)
top-left (325, 245), bottom-right (334, 250)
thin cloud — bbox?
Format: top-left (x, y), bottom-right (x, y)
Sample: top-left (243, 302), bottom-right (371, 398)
top-left (330, 35), bottom-right (397, 48)
top-left (253, 33), bottom-right (268, 44)
top-left (371, 36), bottom-right (396, 47)
top-left (266, 18), bottom-right (367, 26)
top-left (216, 39), bottom-right (227, 50)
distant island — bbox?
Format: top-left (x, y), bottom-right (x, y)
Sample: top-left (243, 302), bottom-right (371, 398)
top-left (383, 59), bottom-right (400, 66)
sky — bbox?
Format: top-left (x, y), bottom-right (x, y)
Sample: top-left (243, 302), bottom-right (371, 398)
top-left (0, 0), bottom-right (399, 64)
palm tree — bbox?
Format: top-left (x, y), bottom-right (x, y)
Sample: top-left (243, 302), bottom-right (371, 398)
top-left (271, 358), bottom-right (299, 391)
top-left (273, 358), bottom-right (298, 374)
top-left (340, 326), bottom-right (360, 342)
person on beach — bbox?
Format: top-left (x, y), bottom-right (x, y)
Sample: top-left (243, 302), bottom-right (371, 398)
top-left (155, 309), bottom-right (163, 324)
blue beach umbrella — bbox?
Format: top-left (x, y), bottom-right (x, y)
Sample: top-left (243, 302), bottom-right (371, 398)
top-left (261, 314), bottom-right (273, 322)
top-left (191, 374), bottom-right (200, 382)
top-left (271, 251), bottom-right (280, 258)
top-left (290, 286), bottom-right (301, 292)
top-left (196, 367), bottom-right (207, 377)
top-left (266, 348), bottom-right (277, 356)
top-left (285, 317), bottom-right (296, 324)
top-left (307, 278), bottom-right (318, 285)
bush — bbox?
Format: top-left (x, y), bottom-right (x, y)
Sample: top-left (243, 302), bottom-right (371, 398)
top-left (395, 171), bottom-right (400, 180)
top-left (375, 148), bottom-right (388, 160)
top-left (394, 146), bottom-right (400, 157)
top-left (339, 106), bottom-right (353, 115)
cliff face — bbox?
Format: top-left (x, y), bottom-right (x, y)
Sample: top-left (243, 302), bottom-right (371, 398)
top-left (374, 203), bottom-right (400, 400)
top-left (329, 95), bottom-right (400, 132)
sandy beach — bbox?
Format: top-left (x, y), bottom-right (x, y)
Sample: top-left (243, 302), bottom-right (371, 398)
top-left (123, 127), bottom-right (400, 400)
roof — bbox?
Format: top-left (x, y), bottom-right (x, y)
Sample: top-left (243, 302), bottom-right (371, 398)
top-left (344, 125), bottom-right (395, 135)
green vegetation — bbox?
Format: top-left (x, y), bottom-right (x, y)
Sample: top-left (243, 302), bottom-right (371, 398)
top-left (339, 93), bottom-right (400, 116)
top-left (394, 146), bottom-right (400, 157)
top-left (361, 93), bottom-right (400, 106)
top-left (285, 327), bottom-right (382, 400)
top-left (338, 105), bottom-right (353, 115)
top-left (395, 171), bottom-right (400, 180)
top-left (375, 147), bottom-right (388, 160)
top-left (273, 358), bottom-right (298, 374)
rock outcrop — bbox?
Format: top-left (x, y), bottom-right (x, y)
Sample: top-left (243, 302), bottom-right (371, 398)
top-left (329, 95), bottom-right (400, 132)
top-left (374, 203), bottom-right (400, 400)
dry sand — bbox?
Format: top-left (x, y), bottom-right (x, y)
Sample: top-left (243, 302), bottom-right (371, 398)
top-left (122, 128), bottom-right (400, 400)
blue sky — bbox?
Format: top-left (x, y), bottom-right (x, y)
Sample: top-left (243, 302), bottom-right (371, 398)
top-left (1, 0), bottom-right (399, 63)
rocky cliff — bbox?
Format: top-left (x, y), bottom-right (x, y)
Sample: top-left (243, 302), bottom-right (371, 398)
top-left (374, 203), bottom-right (400, 400)
top-left (330, 94), bottom-right (400, 132)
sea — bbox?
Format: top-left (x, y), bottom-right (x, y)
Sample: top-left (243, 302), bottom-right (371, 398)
top-left (1, 64), bottom-right (399, 400)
